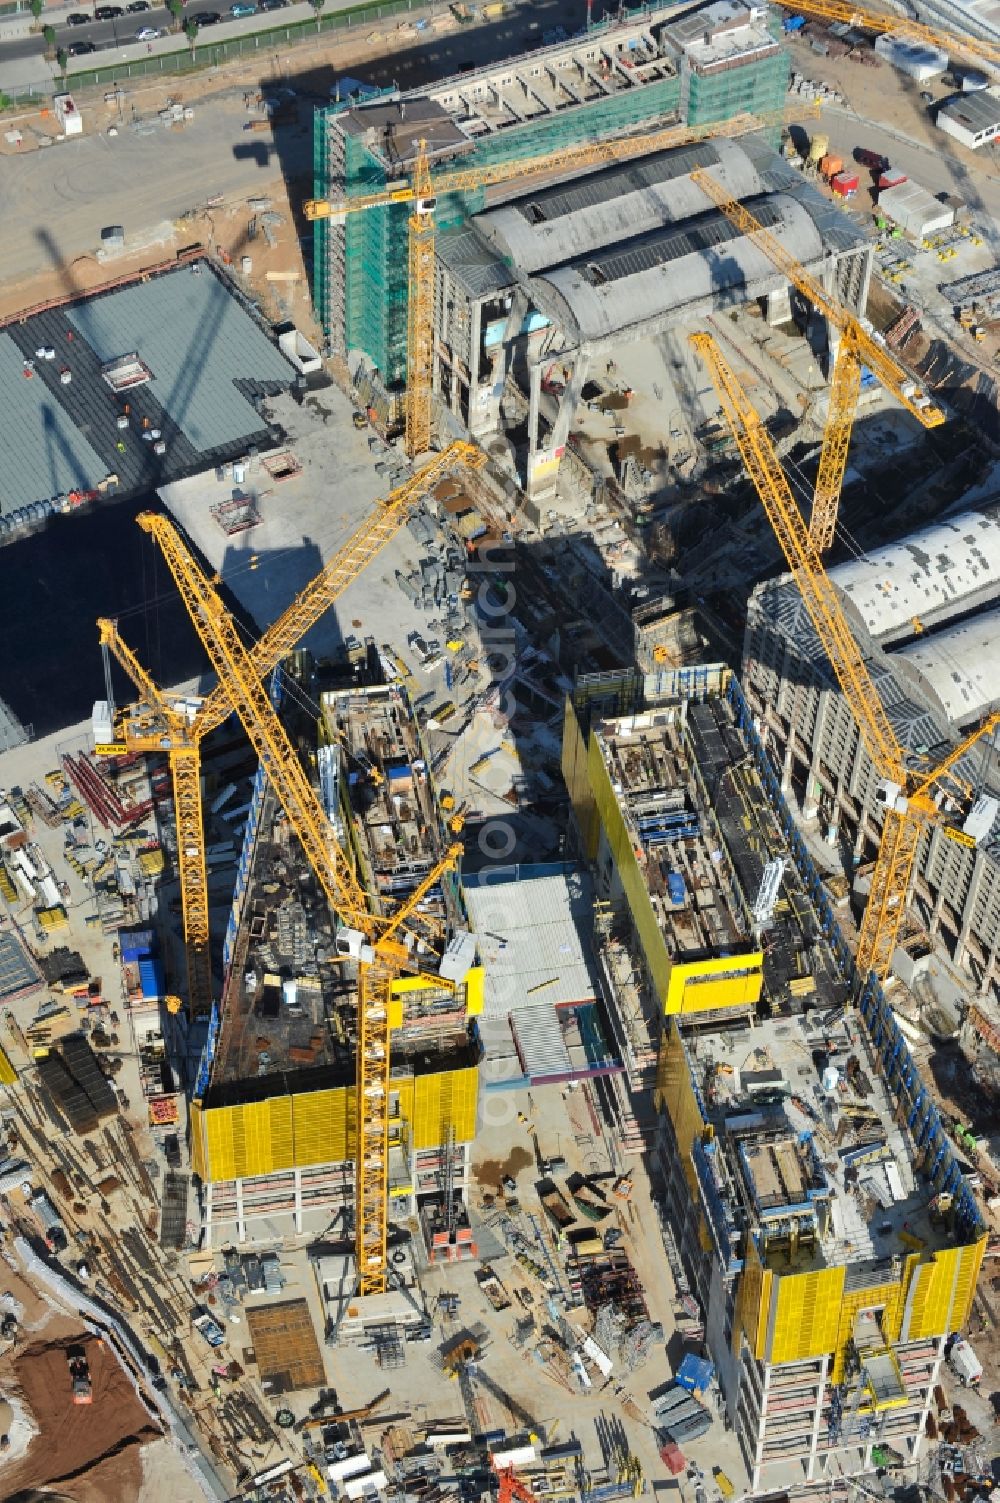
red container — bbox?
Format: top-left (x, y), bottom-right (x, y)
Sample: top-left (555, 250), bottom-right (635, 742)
top-left (878, 168), bottom-right (907, 188)
top-left (831, 171), bottom-right (860, 196)
top-left (660, 1444), bottom-right (686, 1475)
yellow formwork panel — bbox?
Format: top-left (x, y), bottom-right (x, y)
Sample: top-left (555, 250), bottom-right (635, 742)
top-left (734, 1235), bottom-right (771, 1359)
top-left (292, 1087), bottom-right (353, 1166)
top-left (952, 1236), bottom-right (987, 1329)
top-left (410, 1065), bottom-right (478, 1149)
top-left (197, 1064), bottom-right (479, 1183)
top-left (769, 1266), bottom-right (845, 1363)
top-left (655, 1022), bottom-right (705, 1196)
top-left (464, 966), bottom-right (485, 1017)
top-left (830, 1281), bottom-right (903, 1383)
top-left (0, 1041), bottom-right (16, 1086)
top-left (665, 956), bottom-right (764, 1015)
top-left (906, 1240), bottom-right (986, 1339)
top-left (561, 700), bottom-right (601, 862)
top-left (204, 1104), bottom-right (238, 1182)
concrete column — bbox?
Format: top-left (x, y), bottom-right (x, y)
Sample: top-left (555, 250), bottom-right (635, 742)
top-left (780, 738), bottom-right (795, 795)
top-left (294, 1167), bottom-right (303, 1235)
top-left (235, 1178), bottom-right (246, 1244)
top-left (204, 1184), bottom-right (214, 1250)
top-left (469, 299), bottom-right (483, 389)
top-left (765, 286), bottom-right (792, 325)
top-left (956, 847), bottom-right (986, 971)
top-left (806, 1355), bottom-right (829, 1480)
top-left (527, 359), bottom-right (543, 455)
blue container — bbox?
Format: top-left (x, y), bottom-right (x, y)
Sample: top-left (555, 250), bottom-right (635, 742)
top-left (677, 1353), bottom-right (714, 1394)
top-left (667, 872), bottom-right (687, 906)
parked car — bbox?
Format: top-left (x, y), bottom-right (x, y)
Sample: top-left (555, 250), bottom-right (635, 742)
top-left (260, 0), bottom-right (289, 9)
top-left (229, 1), bottom-right (257, 14)
top-left (94, 4), bottom-right (124, 16)
top-left (127, 1), bottom-right (152, 8)
top-left (134, 24), bottom-right (159, 37)
top-left (66, 12), bottom-right (91, 23)
top-left (194, 8), bottom-right (221, 20)
top-left (68, 37), bottom-right (98, 51)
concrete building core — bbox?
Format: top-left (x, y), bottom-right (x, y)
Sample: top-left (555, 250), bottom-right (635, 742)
top-left (742, 504), bottom-right (1000, 997)
top-left (435, 131), bottom-right (870, 498)
top-left (562, 669), bottom-right (986, 1492)
top-left (190, 681), bottom-right (481, 1256)
top-left (313, 0), bottom-right (790, 398)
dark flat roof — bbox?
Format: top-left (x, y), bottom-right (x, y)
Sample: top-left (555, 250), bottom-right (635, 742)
top-left (0, 257), bottom-right (295, 516)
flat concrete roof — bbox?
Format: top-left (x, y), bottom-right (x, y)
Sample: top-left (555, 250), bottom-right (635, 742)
top-left (463, 866), bottom-right (598, 1019)
top-left (939, 88), bottom-right (1000, 132)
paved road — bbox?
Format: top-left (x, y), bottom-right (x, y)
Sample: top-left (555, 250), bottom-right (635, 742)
top-left (0, 0), bottom-right (359, 82)
top-left (809, 102), bottom-right (1000, 225)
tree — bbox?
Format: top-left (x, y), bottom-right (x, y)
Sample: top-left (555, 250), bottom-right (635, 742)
top-left (29, 0), bottom-right (43, 22)
top-left (309, 0), bottom-right (325, 30)
top-left (55, 44), bottom-right (67, 75)
top-left (42, 22), bottom-right (55, 49)
top-left (183, 15), bottom-right (198, 54)
top-left (167, 0), bottom-right (183, 29)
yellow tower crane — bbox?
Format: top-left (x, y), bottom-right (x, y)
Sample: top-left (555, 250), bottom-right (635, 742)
top-left (97, 441), bottom-right (481, 1018)
top-left (689, 169), bottom-right (945, 552)
top-left (787, 0), bottom-right (1000, 70)
top-left (304, 107), bottom-right (812, 458)
top-left (689, 331), bottom-right (1000, 983)
top-left (103, 511), bottom-right (469, 1298)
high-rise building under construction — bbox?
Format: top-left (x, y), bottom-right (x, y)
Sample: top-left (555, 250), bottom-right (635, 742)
top-left (562, 669), bottom-right (986, 1492)
top-left (189, 681), bottom-right (481, 1251)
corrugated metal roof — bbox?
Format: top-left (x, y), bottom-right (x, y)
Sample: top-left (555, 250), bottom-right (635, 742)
top-left (463, 867), bottom-right (597, 1018)
top-left (0, 333), bottom-right (106, 515)
top-left (67, 266), bottom-right (292, 455)
top-left (830, 505), bottom-right (1000, 644)
top-left (894, 606), bottom-right (1000, 726)
top-left (531, 193), bottom-right (821, 342)
top-left (477, 136), bottom-right (763, 275)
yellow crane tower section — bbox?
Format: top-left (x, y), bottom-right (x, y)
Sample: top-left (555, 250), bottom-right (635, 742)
top-left (689, 331), bottom-right (1000, 982)
top-left (99, 440), bottom-right (482, 1017)
top-left (114, 512), bottom-right (466, 1297)
top-left (304, 108), bottom-right (812, 457)
top-left (689, 169), bottom-right (945, 552)
top-left (788, 0), bottom-right (1000, 70)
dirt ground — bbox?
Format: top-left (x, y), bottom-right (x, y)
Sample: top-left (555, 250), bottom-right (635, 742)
top-left (0, 1332), bottom-right (160, 1503)
top-left (0, 6), bottom-right (457, 326)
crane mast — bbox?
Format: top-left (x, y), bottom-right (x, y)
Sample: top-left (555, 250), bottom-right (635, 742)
top-left (787, 0), bottom-right (1000, 69)
top-left (100, 442), bottom-right (480, 1017)
top-left (304, 107), bottom-right (812, 456)
top-left (127, 511), bottom-right (462, 1297)
top-left (690, 331), bottom-right (1000, 983)
top-left (97, 621), bottom-right (214, 1016)
top-left (689, 169), bottom-right (944, 551)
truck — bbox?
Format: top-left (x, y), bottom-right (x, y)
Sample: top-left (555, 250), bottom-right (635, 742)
top-left (66, 1344), bottom-right (93, 1405)
top-left (948, 1338), bottom-right (983, 1386)
top-left (193, 1307), bottom-right (226, 1349)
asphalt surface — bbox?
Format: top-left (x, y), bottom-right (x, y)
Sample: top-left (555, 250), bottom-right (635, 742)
top-left (2, 0), bottom-right (320, 67)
